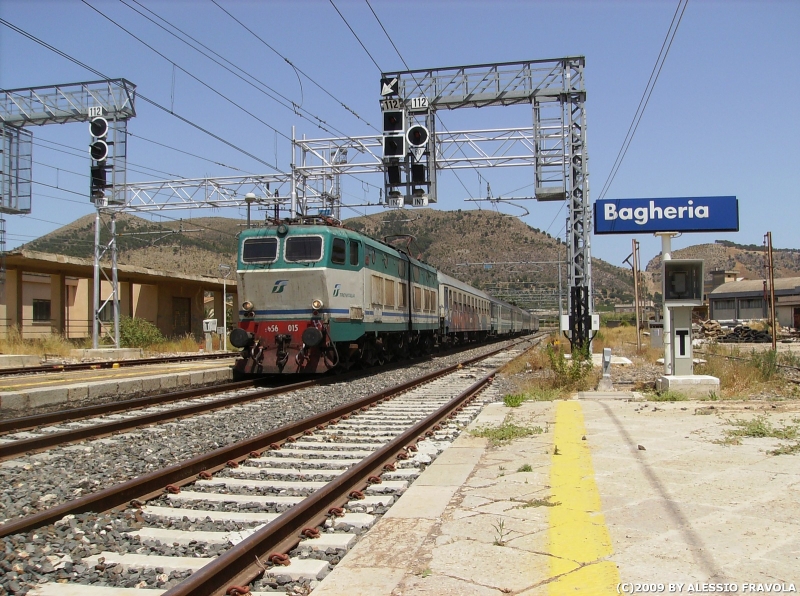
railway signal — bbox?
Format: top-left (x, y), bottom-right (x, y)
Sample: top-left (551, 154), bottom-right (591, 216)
top-left (382, 110), bottom-right (406, 159)
top-left (89, 116), bottom-right (109, 161)
top-left (89, 116), bottom-right (109, 200)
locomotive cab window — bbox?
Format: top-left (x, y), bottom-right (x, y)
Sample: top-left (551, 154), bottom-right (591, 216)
top-left (285, 236), bottom-right (323, 262)
top-left (331, 237), bottom-right (346, 264)
top-left (242, 237), bottom-right (278, 263)
top-left (349, 240), bottom-right (360, 266)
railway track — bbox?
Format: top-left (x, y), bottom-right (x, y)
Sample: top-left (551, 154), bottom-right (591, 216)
top-left (0, 351), bottom-right (237, 378)
top-left (0, 337), bottom-right (539, 461)
top-left (0, 340), bottom-right (537, 596)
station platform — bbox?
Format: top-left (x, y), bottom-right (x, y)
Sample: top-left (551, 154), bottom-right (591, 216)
top-left (313, 393), bottom-right (800, 595)
top-left (0, 358), bottom-right (235, 416)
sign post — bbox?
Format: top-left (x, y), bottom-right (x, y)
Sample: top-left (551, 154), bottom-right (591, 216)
top-left (594, 196), bottom-right (737, 397)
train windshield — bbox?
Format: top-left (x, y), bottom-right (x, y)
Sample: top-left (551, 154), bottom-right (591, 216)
top-left (285, 236), bottom-right (323, 262)
top-left (242, 237), bottom-right (278, 263)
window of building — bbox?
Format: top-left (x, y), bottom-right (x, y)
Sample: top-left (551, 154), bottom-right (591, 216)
top-left (331, 237), bottom-right (346, 264)
top-left (714, 299), bottom-right (735, 311)
top-left (32, 299), bottom-right (51, 322)
top-left (98, 302), bottom-right (114, 323)
top-left (740, 298), bottom-right (763, 309)
top-left (285, 236), bottom-right (323, 262)
top-left (242, 237), bottom-right (278, 263)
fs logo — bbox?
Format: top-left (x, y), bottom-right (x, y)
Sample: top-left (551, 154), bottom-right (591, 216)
top-left (272, 280), bottom-right (289, 294)
top-left (333, 284), bottom-right (341, 297)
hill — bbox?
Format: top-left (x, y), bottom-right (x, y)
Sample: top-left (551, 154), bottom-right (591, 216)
top-left (22, 209), bottom-right (637, 309)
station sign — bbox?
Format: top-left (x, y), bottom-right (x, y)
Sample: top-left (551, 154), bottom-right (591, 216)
top-left (593, 196), bottom-right (739, 235)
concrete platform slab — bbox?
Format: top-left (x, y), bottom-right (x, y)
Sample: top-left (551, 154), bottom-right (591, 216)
top-left (655, 374), bottom-right (720, 398)
top-left (0, 354), bottom-right (39, 368)
top-left (70, 348), bottom-right (143, 360)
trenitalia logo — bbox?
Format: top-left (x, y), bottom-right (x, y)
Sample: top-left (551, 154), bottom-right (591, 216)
top-left (272, 280), bottom-right (288, 293)
top-left (333, 284), bottom-right (341, 297)
top-left (594, 196), bottom-right (739, 235)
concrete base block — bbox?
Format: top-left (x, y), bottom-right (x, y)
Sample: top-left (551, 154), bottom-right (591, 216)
top-left (0, 354), bottom-right (40, 368)
top-left (596, 376), bottom-right (614, 391)
top-left (0, 392), bottom-right (28, 412)
top-left (655, 375), bottom-right (720, 398)
top-left (69, 348), bottom-right (143, 360)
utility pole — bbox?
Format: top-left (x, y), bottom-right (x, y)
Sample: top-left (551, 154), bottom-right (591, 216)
top-left (765, 232), bottom-right (777, 350)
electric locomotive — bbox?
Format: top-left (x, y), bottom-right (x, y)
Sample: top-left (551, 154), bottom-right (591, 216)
top-left (230, 217), bottom-right (440, 376)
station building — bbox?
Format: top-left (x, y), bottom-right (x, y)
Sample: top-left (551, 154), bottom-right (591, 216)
top-left (708, 275), bottom-right (800, 329)
top-left (0, 250), bottom-right (237, 340)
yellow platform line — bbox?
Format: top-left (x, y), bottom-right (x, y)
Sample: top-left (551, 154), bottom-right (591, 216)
top-left (548, 400), bottom-right (619, 594)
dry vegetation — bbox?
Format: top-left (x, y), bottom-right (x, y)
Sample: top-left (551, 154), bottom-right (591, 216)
top-left (502, 326), bottom-right (800, 403)
top-left (0, 328), bottom-right (206, 361)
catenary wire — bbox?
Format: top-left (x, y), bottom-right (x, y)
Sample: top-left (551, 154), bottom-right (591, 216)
top-left (118, 0), bottom-right (358, 140)
top-left (80, 1), bottom-right (291, 142)
top-left (0, 17), bottom-right (281, 173)
top-left (210, 0), bottom-right (379, 133)
top-left (329, 0), bottom-right (382, 71)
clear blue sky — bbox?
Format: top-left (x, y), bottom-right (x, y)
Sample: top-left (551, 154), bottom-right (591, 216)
top-left (1, 0), bottom-right (798, 271)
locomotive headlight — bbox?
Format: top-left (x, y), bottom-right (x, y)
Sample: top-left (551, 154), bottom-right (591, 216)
top-left (242, 301), bottom-right (254, 311)
top-left (311, 299), bottom-right (324, 310)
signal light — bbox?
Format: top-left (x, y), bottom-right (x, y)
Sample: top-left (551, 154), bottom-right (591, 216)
top-left (90, 164), bottom-right (108, 199)
top-left (406, 125), bottom-right (428, 147)
top-left (386, 164), bottom-right (401, 185)
top-left (89, 116), bottom-right (109, 162)
top-left (90, 140), bottom-right (108, 161)
top-left (383, 136), bottom-right (405, 158)
top-left (90, 116), bottom-right (109, 138)
top-left (383, 109), bottom-right (406, 160)
top-left (383, 110), bottom-right (404, 133)
top-left (412, 164), bottom-right (426, 183)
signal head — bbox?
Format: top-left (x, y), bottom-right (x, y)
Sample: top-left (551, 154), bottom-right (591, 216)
top-left (90, 116), bottom-right (109, 138)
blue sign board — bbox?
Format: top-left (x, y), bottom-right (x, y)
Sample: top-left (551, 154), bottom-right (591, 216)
top-left (594, 196), bottom-right (739, 235)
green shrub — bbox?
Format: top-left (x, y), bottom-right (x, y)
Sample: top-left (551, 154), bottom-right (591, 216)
top-left (504, 393), bottom-right (526, 407)
top-left (119, 316), bottom-right (165, 348)
top-left (547, 345), bottom-right (594, 391)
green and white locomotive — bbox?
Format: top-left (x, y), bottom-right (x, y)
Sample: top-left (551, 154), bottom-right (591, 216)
top-left (230, 217), bottom-right (536, 376)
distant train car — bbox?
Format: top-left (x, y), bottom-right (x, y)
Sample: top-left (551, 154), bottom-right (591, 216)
top-left (230, 218), bottom-right (535, 377)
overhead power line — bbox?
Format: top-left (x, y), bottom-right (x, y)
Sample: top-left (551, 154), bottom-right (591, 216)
top-left (598, 0), bottom-right (689, 199)
top-left (0, 16), bottom-right (281, 173)
top-left (211, 0), bottom-right (378, 132)
top-left (330, 0), bottom-right (383, 71)
top-left (118, 0), bottom-right (361, 139)
top-left (80, 1), bottom-right (290, 141)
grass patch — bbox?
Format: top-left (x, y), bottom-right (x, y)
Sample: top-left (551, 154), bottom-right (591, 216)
top-left (768, 442), bottom-right (800, 456)
top-left (517, 496), bottom-right (561, 508)
top-left (504, 393), bottom-right (526, 407)
top-left (503, 388), bottom-right (561, 407)
top-left (648, 390), bottom-right (689, 402)
top-left (471, 422), bottom-right (544, 446)
top-left (516, 464), bottom-right (533, 473)
top-left (716, 415), bottom-right (799, 447)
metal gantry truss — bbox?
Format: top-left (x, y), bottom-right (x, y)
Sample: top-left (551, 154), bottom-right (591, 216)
top-left (113, 57), bottom-right (593, 347)
top-left (0, 79), bottom-right (136, 346)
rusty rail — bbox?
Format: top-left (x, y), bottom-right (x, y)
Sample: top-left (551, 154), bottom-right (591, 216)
top-left (166, 369), bottom-right (498, 596)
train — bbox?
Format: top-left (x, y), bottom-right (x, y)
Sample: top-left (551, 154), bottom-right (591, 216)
top-left (229, 216), bottom-right (538, 376)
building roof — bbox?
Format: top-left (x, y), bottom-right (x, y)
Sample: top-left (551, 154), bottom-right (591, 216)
top-left (5, 249), bottom-right (237, 290)
top-left (709, 276), bottom-right (800, 298)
